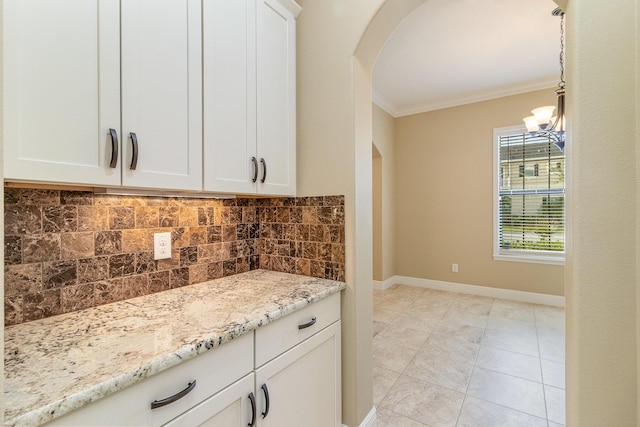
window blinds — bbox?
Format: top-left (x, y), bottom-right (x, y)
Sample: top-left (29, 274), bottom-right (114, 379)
top-left (498, 133), bottom-right (565, 253)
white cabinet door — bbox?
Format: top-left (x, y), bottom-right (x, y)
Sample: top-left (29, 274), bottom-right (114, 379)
top-left (203, 0), bottom-right (257, 194)
top-left (255, 321), bottom-right (341, 427)
top-left (3, 0), bottom-right (121, 186)
top-left (256, 0), bottom-right (298, 196)
top-left (121, 0), bottom-right (202, 191)
top-left (204, 0), bottom-right (298, 196)
top-left (163, 374), bottom-right (255, 427)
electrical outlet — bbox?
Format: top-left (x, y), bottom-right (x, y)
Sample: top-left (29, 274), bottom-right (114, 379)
top-left (154, 232), bottom-right (172, 260)
top-left (452, 263), bottom-right (458, 273)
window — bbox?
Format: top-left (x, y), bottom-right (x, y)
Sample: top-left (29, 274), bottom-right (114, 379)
top-left (493, 126), bottom-right (565, 264)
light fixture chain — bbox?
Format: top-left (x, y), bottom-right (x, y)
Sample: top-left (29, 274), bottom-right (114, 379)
top-left (522, 7), bottom-right (566, 151)
top-left (558, 13), bottom-right (565, 89)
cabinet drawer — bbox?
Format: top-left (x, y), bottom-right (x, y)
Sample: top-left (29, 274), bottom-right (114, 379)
top-left (163, 373), bottom-right (254, 427)
top-left (255, 292), bottom-right (340, 367)
top-left (45, 332), bottom-right (253, 426)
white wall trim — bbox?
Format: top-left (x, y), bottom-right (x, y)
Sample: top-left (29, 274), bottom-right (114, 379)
top-left (343, 406), bottom-right (376, 427)
top-left (372, 90), bottom-right (398, 118)
top-left (373, 79), bottom-right (557, 118)
top-left (372, 277), bottom-right (395, 290)
top-left (387, 275), bottom-right (565, 307)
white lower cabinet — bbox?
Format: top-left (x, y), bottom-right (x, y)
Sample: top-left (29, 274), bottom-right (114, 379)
top-left (165, 321), bottom-right (341, 427)
top-left (166, 294), bottom-right (341, 427)
top-left (163, 374), bottom-right (254, 427)
top-left (44, 333), bottom-right (254, 427)
top-left (255, 321), bottom-right (341, 427)
top-left (43, 294), bottom-right (341, 427)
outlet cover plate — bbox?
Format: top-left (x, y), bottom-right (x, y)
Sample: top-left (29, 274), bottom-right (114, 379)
top-left (154, 232), bottom-right (172, 260)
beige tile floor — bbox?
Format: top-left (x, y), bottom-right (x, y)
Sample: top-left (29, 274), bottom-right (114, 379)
top-left (373, 284), bottom-right (565, 427)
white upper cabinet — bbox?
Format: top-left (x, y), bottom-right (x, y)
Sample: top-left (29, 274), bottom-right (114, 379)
top-left (5, 0), bottom-right (296, 195)
top-left (3, 0), bottom-right (121, 186)
top-left (4, 0), bottom-right (202, 191)
top-left (203, 0), bottom-right (257, 195)
top-left (204, 0), bottom-right (299, 196)
top-left (121, 0), bottom-right (202, 191)
top-left (256, 0), bottom-right (298, 196)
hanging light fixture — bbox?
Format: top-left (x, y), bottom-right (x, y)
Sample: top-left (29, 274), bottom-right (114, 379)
top-left (523, 7), bottom-right (566, 150)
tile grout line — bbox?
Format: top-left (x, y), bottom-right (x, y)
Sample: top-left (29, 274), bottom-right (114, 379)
top-left (535, 304), bottom-right (552, 425)
top-left (373, 285), bottom-right (565, 427)
top-left (453, 320), bottom-right (488, 427)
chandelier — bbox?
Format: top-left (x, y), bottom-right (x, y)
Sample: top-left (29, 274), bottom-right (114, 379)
top-left (523, 7), bottom-right (566, 150)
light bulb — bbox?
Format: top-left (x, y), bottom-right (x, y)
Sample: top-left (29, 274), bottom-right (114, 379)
top-left (532, 106), bottom-right (556, 129)
top-left (523, 116), bottom-right (539, 133)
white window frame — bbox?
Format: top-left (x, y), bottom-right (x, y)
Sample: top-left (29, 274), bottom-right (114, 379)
top-left (493, 125), bottom-right (565, 265)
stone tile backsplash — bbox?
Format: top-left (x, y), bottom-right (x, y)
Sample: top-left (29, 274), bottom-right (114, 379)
top-left (4, 188), bottom-right (345, 325)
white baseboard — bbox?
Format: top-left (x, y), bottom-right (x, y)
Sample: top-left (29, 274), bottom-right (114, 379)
top-left (353, 406), bottom-right (377, 427)
top-left (384, 275), bottom-right (565, 307)
top-left (372, 277), bottom-right (395, 290)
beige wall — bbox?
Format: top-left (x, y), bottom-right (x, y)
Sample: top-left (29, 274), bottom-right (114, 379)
top-left (296, 1), bottom-right (386, 425)
top-left (372, 146), bottom-right (382, 281)
top-left (565, 0), bottom-right (639, 425)
top-left (372, 104), bottom-right (396, 282)
top-left (394, 90), bottom-right (565, 296)
top-left (296, 1), bottom-right (426, 424)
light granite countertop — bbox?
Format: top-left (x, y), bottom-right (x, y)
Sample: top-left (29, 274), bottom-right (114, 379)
top-left (4, 270), bottom-right (345, 426)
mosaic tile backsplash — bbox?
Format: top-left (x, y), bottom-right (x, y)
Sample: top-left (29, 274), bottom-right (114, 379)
top-left (4, 188), bottom-right (345, 325)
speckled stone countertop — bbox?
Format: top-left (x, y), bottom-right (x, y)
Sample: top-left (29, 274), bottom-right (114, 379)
top-left (4, 270), bottom-right (345, 426)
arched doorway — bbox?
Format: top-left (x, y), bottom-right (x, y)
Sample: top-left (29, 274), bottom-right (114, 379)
top-left (296, 0), bottom-right (638, 426)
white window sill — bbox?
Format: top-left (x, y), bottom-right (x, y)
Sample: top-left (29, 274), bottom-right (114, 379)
top-left (493, 253), bottom-right (565, 266)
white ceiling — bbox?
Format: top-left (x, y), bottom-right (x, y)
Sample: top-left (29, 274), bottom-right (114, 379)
top-left (372, 0), bottom-right (562, 117)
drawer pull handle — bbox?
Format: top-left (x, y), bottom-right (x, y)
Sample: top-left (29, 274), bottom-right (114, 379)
top-left (251, 157), bottom-right (259, 183)
top-left (108, 128), bottom-right (118, 168)
top-left (150, 380), bottom-right (196, 409)
top-left (129, 132), bottom-right (139, 170)
top-left (261, 383), bottom-right (270, 418)
top-left (248, 392), bottom-right (256, 426)
top-left (298, 316), bottom-right (317, 330)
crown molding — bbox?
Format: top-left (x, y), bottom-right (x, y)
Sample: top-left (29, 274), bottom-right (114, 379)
top-left (371, 90), bottom-right (399, 117)
top-left (373, 77), bottom-right (558, 118)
